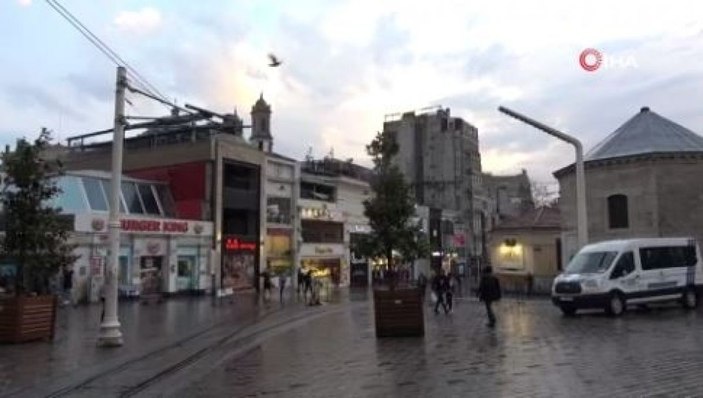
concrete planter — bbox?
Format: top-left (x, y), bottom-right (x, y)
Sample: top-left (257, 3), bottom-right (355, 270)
top-left (373, 287), bottom-right (424, 338)
top-left (0, 295), bottom-right (57, 343)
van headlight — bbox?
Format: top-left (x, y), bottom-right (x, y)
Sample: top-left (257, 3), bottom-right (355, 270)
top-left (582, 279), bottom-right (598, 288)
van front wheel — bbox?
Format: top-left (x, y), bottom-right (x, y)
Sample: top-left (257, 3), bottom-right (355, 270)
top-left (606, 292), bottom-right (625, 316)
top-left (682, 288), bottom-right (698, 309)
top-left (560, 305), bottom-right (577, 316)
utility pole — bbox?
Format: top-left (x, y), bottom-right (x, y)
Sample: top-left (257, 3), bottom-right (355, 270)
top-left (498, 106), bottom-right (588, 250)
top-left (98, 66), bottom-right (126, 347)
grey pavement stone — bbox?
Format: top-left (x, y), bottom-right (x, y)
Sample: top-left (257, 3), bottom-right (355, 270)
top-left (172, 296), bottom-right (703, 398)
top-left (0, 289), bottom-right (311, 397)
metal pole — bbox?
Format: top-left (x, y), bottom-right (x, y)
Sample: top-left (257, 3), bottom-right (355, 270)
top-left (98, 66), bottom-right (126, 347)
top-left (497, 106), bottom-right (588, 249)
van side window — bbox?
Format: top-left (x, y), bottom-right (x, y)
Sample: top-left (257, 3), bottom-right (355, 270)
top-left (610, 252), bottom-right (635, 279)
top-left (640, 246), bottom-right (697, 270)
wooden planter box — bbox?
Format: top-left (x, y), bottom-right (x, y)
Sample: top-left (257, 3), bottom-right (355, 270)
top-left (373, 288), bottom-right (424, 338)
top-left (0, 295), bottom-right (57, 343)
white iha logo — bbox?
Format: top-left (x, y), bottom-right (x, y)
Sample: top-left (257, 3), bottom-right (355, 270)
top-left (579, 48), bottom-right (639, 72)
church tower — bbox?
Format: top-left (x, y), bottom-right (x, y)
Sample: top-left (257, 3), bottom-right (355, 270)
top-left (250, 93), bottom-right (272, 152)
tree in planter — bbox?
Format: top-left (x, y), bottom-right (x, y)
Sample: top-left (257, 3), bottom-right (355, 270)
top-left (2, 128), bottom-right (77, 296)
top-left (355, 131), bottom-right (429, 288)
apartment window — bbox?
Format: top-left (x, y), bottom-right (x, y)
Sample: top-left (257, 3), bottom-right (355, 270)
top-left (607, 194), bottom-right (629, 229)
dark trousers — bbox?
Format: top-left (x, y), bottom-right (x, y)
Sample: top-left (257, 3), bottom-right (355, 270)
top-left (434, 292), bottom-right (449, 314)
top-left (446, 292), bottom-right (453, 311)
top-left (484, 300), bottom-right (496, 325)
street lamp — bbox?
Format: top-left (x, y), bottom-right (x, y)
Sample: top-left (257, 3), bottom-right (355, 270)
top-left (98, 66), bottom-right (126, 346)
top-left (497, 106), bottom-right (588, 249)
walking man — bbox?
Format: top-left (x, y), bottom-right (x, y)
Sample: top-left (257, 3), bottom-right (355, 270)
top-left (432, 269), bottom-right (450, 314)
top-left (279, 273), bottom-right (287, 303)
top-left (417, 272), bottom-right (428, 301)
top-left (304, 269), bottom-right (313, 303)
top-left (477, 266), bottom-right (502, 327)
top-left (62, 265), bottom-right (74, 306)
top-left (297, 269), bottom-right (304, 296)
top-left (261, 270), bottom-right (272, 302)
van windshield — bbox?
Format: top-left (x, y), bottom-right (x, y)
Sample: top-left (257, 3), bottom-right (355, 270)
top-left (565, 251), bottom-right (618, 274)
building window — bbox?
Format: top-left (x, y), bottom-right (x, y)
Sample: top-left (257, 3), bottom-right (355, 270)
top-left (267, 197), bottom-right (292, 224)
top-left (121, 182), bottom-right (144, 214)
top-left (138, 184), bottom-right (161, 215)
top-left (82, 177), bottom-right (108, 211)
top-left (607, 194), bottom-right (629, 229)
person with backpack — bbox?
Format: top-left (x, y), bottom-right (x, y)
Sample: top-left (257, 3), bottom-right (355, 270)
top-left (477, 266), bottom-right (502, 327)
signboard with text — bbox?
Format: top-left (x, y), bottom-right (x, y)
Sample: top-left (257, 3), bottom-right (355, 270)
top-left (74, 214), bottom-right (213, 237)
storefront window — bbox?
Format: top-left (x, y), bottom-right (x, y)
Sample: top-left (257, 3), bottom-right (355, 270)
top-left (138, 184), bottom-right (161, 215)
top-left (122, 182), bottom-right (144, 214)
top-left (82, 177), bottom-right (108, 211)
top-left (100, 179), bottom-right (126, 213)
top-left (54, 176), bottom-right (87, 212)
top-left (155, 185), bottom-right (176, 217)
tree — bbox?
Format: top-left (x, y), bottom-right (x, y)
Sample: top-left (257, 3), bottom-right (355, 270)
top-left (1, 129), bottom-right (77, 295)
top-left (355, 131), bottom-right (429, 286)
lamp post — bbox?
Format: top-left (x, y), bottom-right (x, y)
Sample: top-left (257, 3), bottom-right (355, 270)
top-left (98, 66), bottom-right (126, 346)
top-left (497, 106), bottom-right (588, 249)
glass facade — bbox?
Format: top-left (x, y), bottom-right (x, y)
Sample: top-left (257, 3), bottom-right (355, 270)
top-left (64, 175), bottom-right (173, 217)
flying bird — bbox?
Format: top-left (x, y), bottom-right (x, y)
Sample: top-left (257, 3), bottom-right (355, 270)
top-left (268, 53), bottom-right (282, 67)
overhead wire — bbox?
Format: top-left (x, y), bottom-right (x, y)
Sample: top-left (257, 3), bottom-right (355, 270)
top-left (44, 0), bottom-right (170, 106)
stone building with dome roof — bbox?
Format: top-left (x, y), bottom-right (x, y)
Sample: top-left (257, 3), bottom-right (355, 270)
top-left (554, 106), bottom-right (703, 262)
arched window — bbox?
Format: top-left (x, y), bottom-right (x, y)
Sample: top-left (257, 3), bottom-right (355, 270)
top-left (608, 194), bottom-right (629, 229)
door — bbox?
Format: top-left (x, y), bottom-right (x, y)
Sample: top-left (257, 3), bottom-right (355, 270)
top-left (609, 251), bottom-right (641, 300)
top-left (177, 256), bottom-right (196, 291)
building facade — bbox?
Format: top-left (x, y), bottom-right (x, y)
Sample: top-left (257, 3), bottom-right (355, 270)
top-left (383, 107), bottom-right (485, 269)
top-left (482, 170), bottom-right (534, 229)
top-left (298, 158), bottom-right (372, 288)
top-left (488, 206), bottom-right (561, 294)
top-left (555, 106), bottom-right (703, 264)
top-left (52, 171), bottom-right (213, 302)
top-left (59, 98), bottom-right (289, 296)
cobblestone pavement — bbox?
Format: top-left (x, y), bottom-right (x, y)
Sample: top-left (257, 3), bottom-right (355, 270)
top-left (0, 290), bottom-right (313, 397)
top-left (172, 296), bottom-right (703, 398)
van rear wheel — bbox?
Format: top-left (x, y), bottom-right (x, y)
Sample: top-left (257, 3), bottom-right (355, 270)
top-left (605, 292), bottom-right (625, 316)
top-left (682, 288), bottom-right (698, 309)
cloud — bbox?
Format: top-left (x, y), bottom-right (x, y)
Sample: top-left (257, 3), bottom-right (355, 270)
top-left (114, 7), bottom-right (162, 34)
top-left (4, 84), bottom-right (85, 121)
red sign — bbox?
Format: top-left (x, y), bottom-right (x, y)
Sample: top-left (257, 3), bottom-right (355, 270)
top-left (120, 219), bottom-right (189, 234)
top-left (225, 238), bottom-right (257, 252)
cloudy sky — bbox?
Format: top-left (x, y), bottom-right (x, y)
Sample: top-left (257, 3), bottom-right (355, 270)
top-left (2, 0), bottom-right (703, 191)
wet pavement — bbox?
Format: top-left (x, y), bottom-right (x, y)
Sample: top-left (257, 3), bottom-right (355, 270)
top-left (172, 295), bottom-right (703, 398)
top-left (5, 290), bottom-right (703, 397)
top-left (0, 290), bottom-right (312, 397)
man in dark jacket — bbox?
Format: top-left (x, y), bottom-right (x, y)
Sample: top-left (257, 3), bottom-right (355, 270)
top-left (432, 269), bottom-right (450, 314)
top-left (477, 266), bottom-right (501, 327)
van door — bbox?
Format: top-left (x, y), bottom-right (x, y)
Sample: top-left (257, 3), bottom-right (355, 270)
top-left (609, 251), bottom-right (640, 299)
top-left (638, 246), bottom-right (686, 302)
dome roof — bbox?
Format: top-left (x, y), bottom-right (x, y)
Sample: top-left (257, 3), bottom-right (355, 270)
top-left (586, 107), bottom-right (703, 161)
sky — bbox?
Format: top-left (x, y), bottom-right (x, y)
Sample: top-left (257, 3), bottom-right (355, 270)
top-left (2, 0), bottom-right (703, 194)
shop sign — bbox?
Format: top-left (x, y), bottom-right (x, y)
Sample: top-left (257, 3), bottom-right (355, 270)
top-left (314, 246), bottom-right (333, 254)
top-left (76, 214), bottom-right (213, 236)
top-left (121, 219), bottom-right (189, 233)
top-left (224, 237), bottom-right (257, 252)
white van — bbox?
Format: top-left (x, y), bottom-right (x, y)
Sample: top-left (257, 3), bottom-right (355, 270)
top-left (551, 238), bottom-right (702, 316)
